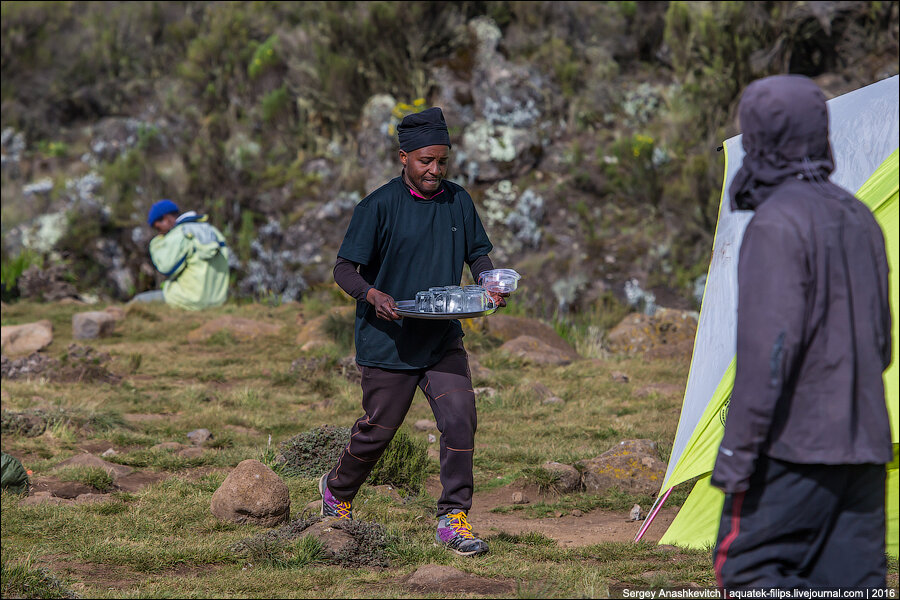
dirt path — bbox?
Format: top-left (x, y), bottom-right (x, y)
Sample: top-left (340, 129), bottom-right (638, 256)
top-left (426, 477), bottom-right (678, 547)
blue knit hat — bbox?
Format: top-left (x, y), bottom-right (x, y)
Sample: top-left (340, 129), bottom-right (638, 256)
top-left (147, 199), bottom-right (179, 226)
top-left (398, 107), bottom-right (451, 152)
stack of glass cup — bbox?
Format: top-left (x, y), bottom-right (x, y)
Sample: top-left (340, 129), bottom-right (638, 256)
top-left (415, 285), bottom-right (493, 313)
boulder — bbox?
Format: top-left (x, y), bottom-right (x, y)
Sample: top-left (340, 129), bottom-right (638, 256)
top-left (151, 442), bottom-right (187, 452)
top-left (17, 264), bottom-right (78, 301)
top-left (187, 316), bottom-right (283, 343)
top-left (606, 308), bottom-right (698, 358)
top-left (104, 306), bottom-right (126, 321)
top-left (72, 311), bottom-right (116, 339)
top-left (404, 563), bottom-right (514, 595)
top-left (51, 481), bottom-right (96, 499)
top-left (633, 383), bottom-right (683, 398)
top-left (500, 335), bottom-right (574, 366)
top-left (527, 381), bottom-right (553, 401)
top-left (467, 354), bottom-right (493, 382)
top-left (0, 320), bottom-right (53, 356)
top-left (485, 315), bottom-right (579, 360)
top-left (576, 439), bottom-right (667, 496)
top-left (540, 461), bottom-right (582, 493)
top-left (295, 306), bottom-right (355, 352)
top-left (356, 94), bottom-right (398, 197)
top-left (210, 459), bottom-right (290, 527)
top-left (55, 454), bottom-right (133, 479)
top-left (302, 519), bottom-right (357, 556)
top-left (186, 428), bottom-right (213, 445)
top-left (114, 472), bottom-right (168, 493)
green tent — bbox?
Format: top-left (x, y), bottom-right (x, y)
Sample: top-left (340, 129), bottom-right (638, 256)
top-left (635, 75), bottom-right (899, 558)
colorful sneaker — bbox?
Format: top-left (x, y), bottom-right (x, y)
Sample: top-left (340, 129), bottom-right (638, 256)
top-left (319, 473), bottom-right (352, 520)
top-left (435, 510), bottom-right (489, 556)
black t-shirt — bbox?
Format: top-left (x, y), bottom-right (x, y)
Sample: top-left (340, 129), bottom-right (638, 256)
top-left (338, 176), bottom-right (493, 369)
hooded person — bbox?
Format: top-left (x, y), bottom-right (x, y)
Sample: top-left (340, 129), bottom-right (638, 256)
top-left (130, 199), bottom-right (230, 310)
top-left (318, 106), bottom-right (504, 557)
top-left (711, 75), bottom-right (892, 591)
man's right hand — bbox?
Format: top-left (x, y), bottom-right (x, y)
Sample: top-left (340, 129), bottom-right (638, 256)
top-left (366, 288), bottom-right (401, 321)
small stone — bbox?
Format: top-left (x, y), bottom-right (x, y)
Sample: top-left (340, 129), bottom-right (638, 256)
top-left (72, 311), bottom-right (117, 339)
top-left (101, 448), bottom-right (117, 457)
top-left (178, 447), bottom-right (204, 458)
top-left (187, 428), bottom-right (212, 445)
top-left (104, 306), bottom-right (126, 320)
top-left (542, 396), bottom-right (565, 405)
top-left (629, 504), bottom-right (643, 521)
top-left (571, 509), bottom-right (583, 517)
top-left (529, 382), bottom-right (553, 400)
top-left (427, 433), bottom-right (436, 444)
top-left (414, 419), bottom-right (437, 432)
top-left (473, 386), bottom-right (497, 398)
top-left (554, 511), bottom-right (564, 518)
top-left (511, 491), bottom-right (528, 504)
top-left (611, 371), bottom-right (629, 383)
top-left (151, 442), bottom-right (186, 452)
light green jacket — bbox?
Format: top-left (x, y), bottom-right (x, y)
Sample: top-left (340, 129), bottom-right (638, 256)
top-left (149, 213), bottom-right (230, 310)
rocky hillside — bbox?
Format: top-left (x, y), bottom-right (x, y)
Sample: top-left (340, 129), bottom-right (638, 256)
top-left (2, 2), bottom-right (897, 326)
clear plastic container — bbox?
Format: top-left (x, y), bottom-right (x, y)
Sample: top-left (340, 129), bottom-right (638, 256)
top-left (478, 269), bottom-right (521, 294)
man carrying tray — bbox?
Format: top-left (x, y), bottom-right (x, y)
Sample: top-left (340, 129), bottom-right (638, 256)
top-left (321, 106), bottom-right (503, 557)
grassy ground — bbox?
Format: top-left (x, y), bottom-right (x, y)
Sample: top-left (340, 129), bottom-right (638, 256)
top-left (1, 293), bottom-right (897, 598)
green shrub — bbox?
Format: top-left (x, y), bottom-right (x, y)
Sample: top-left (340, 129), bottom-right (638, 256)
top-left (247, 34), bottom-right (280, 79)
top-left (322, 311), bottom-right (355, 352)
top-left (0, 249), bottom-right (43, 302)
top-left (276, 425), bottom-right (350, 479)
top-left (232, 513), bottom-right (395, 569)
top-left (367, 426), bottom-right (430, 494)
top-left (275, 424), bottom-right (430, 494)
top-left (260, 85), bottom-right (291, 123)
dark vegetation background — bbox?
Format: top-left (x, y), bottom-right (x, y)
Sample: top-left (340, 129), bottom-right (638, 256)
top-left (2, 1), bottom-right (897, 331)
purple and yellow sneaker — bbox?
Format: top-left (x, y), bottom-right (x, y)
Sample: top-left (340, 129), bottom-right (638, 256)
top-left (319, 473), bottom-right (352, 520)
top-left (435, 510), bottom-right (489, 556)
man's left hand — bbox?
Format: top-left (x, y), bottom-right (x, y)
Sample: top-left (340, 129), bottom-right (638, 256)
top-left (488, 292), bottom-right (508, 308)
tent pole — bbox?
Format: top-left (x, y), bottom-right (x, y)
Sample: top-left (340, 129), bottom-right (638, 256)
top-left (633, 487), bottom-right (673, 543)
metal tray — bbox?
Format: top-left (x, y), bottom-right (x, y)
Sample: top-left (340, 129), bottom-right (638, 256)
top-left (394, 300), bottom-right (498, 320)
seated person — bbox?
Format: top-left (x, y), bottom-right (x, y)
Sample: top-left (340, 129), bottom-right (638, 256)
top-left (131, 199), bottom-right (230, 310)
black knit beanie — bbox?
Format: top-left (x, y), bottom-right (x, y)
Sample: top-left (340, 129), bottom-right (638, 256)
top-left (397, 107), bottom-right (451, 152)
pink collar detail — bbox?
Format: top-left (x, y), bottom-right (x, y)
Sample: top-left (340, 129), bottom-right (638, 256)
top-left (408, 186), bottom-right (444, 200)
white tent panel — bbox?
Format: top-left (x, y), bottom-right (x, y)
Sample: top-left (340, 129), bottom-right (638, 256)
top-left (662, 75), bottom-right (900, 490)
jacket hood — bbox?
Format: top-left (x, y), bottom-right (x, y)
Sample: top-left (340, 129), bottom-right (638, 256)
top-left (730, 75), bottom-right (835, 211)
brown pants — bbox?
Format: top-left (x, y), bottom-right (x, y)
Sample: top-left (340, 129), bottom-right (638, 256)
top-left (326, 340), bottom-right (477, 516)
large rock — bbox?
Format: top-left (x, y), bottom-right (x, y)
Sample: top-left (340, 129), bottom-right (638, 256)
top-left (187, 316), bottom-right (283, 343)
top-left (540, 461), bottom-right (582, 493)
top-left (302, 519), bottom-right (357, 556)
top-left (356, 94), bottom-right (398, 196)
top-left (577, 439), bottom-right (667, 496)
top-left (485, 315), bottom-right (579, 359)
top-left (0, 320), bottom-right (53, 355)
top-left (295, 306), bottom-right (355, 352)
top-left (500, 335), bottom-right (575, 366)
top-left (72, 311), bottom-right (117, 340)
top-left (55, 454), bottom-right (133, 479)
top-left (17, 264), bottom-right (78, 301)
top-left (404, 564), bottom-right (514, 595)
top-left (606, 308), bottom-right (698, 358)
top-left (210, 459), bottom-right (290, 527)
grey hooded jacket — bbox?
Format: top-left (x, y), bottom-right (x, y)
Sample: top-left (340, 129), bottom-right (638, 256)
top-left (710, 75), bottom-right (893, 494)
